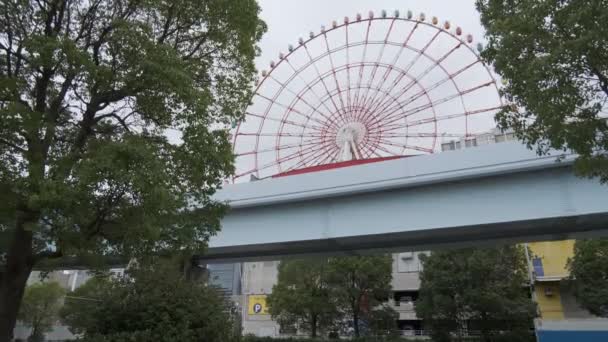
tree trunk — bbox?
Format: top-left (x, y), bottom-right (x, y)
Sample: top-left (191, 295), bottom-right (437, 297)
top-left (0, 219), bottom-right (35, 342)
top-left (310, 314), bottom-right (317, 338)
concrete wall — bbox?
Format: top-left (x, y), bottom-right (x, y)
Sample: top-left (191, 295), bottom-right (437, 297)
top-left (241, 261), bottom-right (281, 336)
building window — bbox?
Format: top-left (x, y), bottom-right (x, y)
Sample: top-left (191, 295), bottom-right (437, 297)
top-left (495, 134), bottom-right (506, 143)
top-left (441, 142), bottom-right (455, 151)
top-left (465, 138), bottom-right (477, 148)
top-left (532, 257), bottom-right (544, 277)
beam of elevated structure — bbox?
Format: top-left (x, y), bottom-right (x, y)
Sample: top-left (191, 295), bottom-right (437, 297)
top-left (201, 142), bottom-right (608, 263)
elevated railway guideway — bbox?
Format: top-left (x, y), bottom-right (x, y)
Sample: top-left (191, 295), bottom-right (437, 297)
top-left (203, 142), bottom-right (608, 262)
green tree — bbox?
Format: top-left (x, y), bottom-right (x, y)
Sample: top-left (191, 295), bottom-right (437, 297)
top-left (326, 255), bottom-right (394, 337)
top-left (59, 263), bottom-right (239, 342)
top-left (0, 0), bottom-right (265, 339)
top-left (267, 259), bottom-right (338, 338)
top-left (415, 246), bottom-right (537, 342)
top-left (60, 275), bottom-right (111, 335)
top-left (17, 281), bottom-right (65, 342)
top-left (476, 0), bottom-right (608, 182)
top-left (366, 304), bottom-right (399, 338)
top-left (567, 239), bottom-right (608, 317)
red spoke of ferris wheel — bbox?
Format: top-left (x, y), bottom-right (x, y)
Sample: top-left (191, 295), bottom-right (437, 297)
top-left (253, 138), bottom-right (328, 174)
top-left (302, 44), bottom-right (347, 122)
top-left (371, 132), bottom-right (468, 139)
top-left (272, 137), bottom-right (338, 172)
top-left (354, 17), bottom-right (397, 122)
top-left (353, 61), bottom-right (435, 130)
top-left (352, 19), bottom-right (373, 118)
top-left (376, 138), bottom-right (434, 154)
top-left (255, 93), bottom-right (330, 128)
top-left (344, 23), bottom-right (353, 113)
top-left (363, 84), bottom-right (434, 137)
top-left (290, 65), bottom-right (411, 132)
top-left (288, 137), bottom-right (338, 170)
top-left (377, 106), bottom-right (504, 134)
top-left (306, 61), bottom-right (432, 135)
top-left (322, 32), bottom-right (349, 119)
top-left (283, 58), bottom-right (345, 128)
top-left (266, 74), bottom-right (341, 132)
top-left (244, 111), bottom-right (325, 133)
top-left (238, 132), bottom-right (328, 139)
top-left (277, 66), bottom-right (372, 142)
top-left (361, 141), bottom-right (384, 159)
top-left (363, 21), bottom-right (419, 115)
top-left (236, 140), bottom-right (320, 157)
top-left (286, 139), bottom-right (340, 171)
top-left (367, 40), bottom-right (463, 118)
top-left (404, 105), bottom-right (505, 127)
top-left (370, 56), bottom-right (478, 127)
top-left (290, 144), bottom-right (337, 171)
top-left (360, 134), bottom-right (386, 159)
top-left (311, 80), bottom-right (411, 135)
top-left (366, 29), bottom-right (442, 117)
top-left (384, 80), bottom-right (495, 128)
top-left (358, 19), bottom-right (424, 119)
top-left (374, 80), bottom-right (495, 131)
top-left (371, 143), bottom-right (403, 157)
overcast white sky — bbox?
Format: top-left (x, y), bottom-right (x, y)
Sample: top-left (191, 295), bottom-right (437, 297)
top-left (255, 0), bottom-right (484, 70)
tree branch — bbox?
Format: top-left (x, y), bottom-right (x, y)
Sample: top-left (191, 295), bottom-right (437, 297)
top-left (33, 249), bottom-right (63, 263)
top-left (0, 137), bottom-right (26, 153)
top-left (94, 112), bottom-right (131, 132)
top-left (590, 66), bottom-right (608, 97)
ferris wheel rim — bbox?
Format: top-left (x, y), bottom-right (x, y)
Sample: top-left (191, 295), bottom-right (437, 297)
top-left (233, 11), bottom-right (504, 181)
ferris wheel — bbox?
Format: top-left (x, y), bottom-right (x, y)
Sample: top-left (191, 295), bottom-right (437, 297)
top-left (233, 10), bottom-right (504, 181)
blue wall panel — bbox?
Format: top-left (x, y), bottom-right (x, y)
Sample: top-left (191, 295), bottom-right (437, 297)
top-left (538, 330), bottom-right (608, 342)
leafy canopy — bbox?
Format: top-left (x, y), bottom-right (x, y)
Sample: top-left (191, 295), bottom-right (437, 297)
top-left (0, 0), bottom-right (265, 266)
top-left (60, 263), bottom-right (240, 342)
top-left (415, 246), bottom-right (537, 342)
top-left (477, 0), bottom-right (608, 182)
top-left (568, 239), bottom-right (608, 317)
top-left (326, 255), bottom-right (394, 337)
top-left (267, 259), bottom-right (338, 338)
top-left (60, 275), bottom-right (111, 335)
top-left (18, 281), bottom-right (66, 341)
top-left (267, 256), bottom-right (396, 338)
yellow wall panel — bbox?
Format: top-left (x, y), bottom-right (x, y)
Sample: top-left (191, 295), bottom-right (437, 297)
top-left (528, 240), bottom-right (575, 278)
top-left (535, 283), bottom-right (564, 320)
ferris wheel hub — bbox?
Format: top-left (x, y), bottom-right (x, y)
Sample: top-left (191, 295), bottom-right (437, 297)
top-left (336, 122), bottom-right (367, 161)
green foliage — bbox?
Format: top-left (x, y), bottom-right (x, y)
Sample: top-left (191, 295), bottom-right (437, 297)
top-left (267, 259), bottom-right (338, 338)
top-left (59, 263), bottom-right (239, 342)
top-left (0, 0), bottom-right (265, 336)
top-left (326, 255), bottom-right (394, 337)
top-left (17, 282), bottom-right (66, 341)
top-left (477, 0), bottom-right (608, 182)
top-left (0, 0), bottom-right (265, 267)
top-left (267, 256), bottom-right (395, 338)
top-left (242, 338), bottom-right (403, 342)
top-left (60, 275), bottom-right (112, 335)
top-left (365, 305), bottom-right (399, 338)
top-left (567, 239), bottom-right (608, 317)
top-left (240, 337), bottom-right (482, 342)
top-left (415, 246), bottom-right (537, 342)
